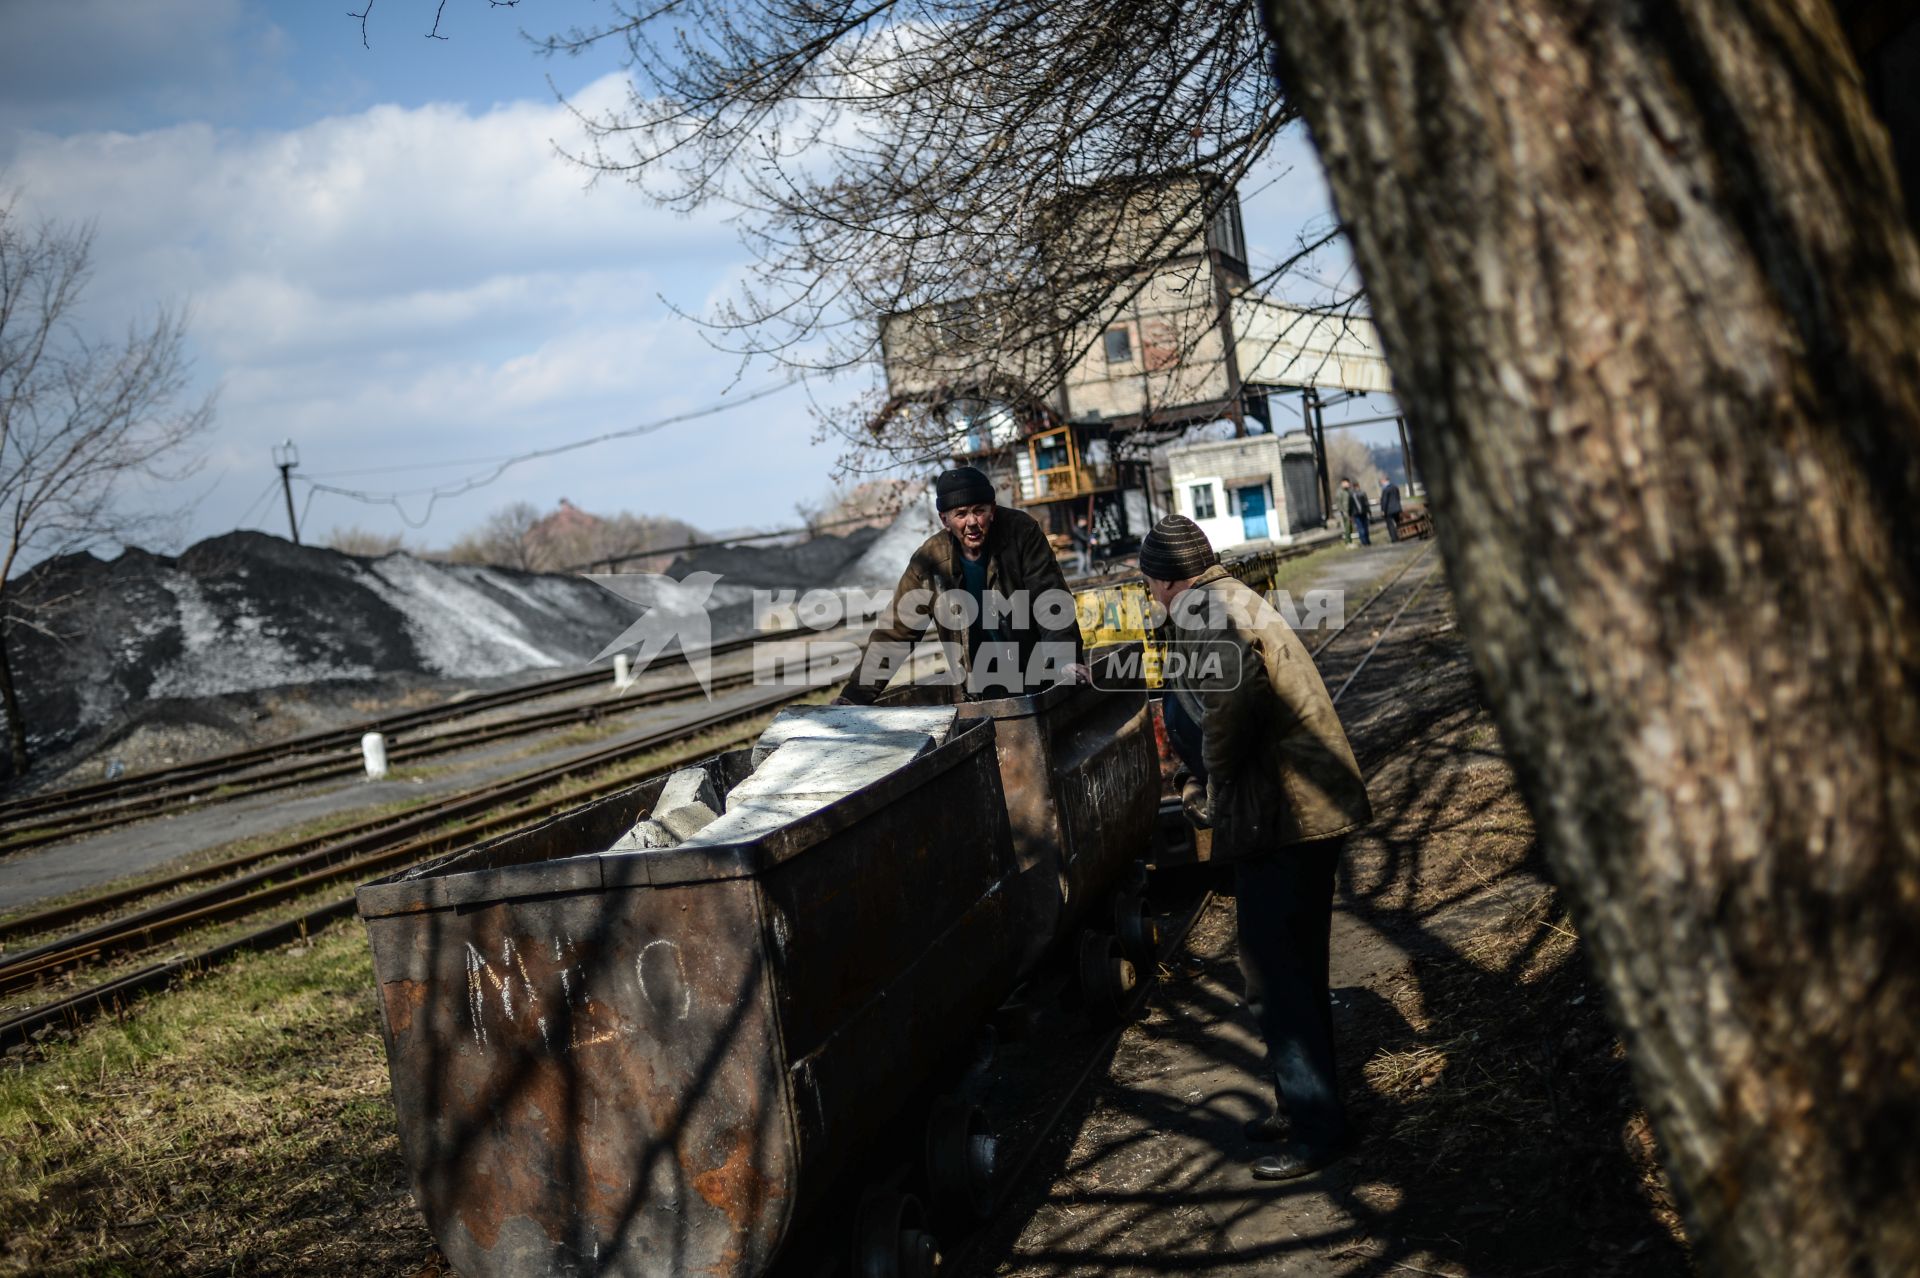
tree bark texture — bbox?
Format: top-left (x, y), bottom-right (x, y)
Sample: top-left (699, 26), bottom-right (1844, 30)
top-left (0, 624), bottom-right (26, 775)
top-left (1258, 1), bottom-right (1920, 1272)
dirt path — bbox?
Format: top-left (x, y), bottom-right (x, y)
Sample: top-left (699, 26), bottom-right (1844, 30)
top-left (974, 567), bottom-right (1690, 1277)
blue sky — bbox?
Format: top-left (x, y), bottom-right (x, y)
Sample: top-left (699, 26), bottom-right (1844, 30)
top-left (0, 0), bottom-right (1391, 552)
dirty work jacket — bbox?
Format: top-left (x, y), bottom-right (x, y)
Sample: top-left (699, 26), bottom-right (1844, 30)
top-left (843, 505), bottom-right (1083, 704)
top-left (1167, 564), bottom-right (1371, 857)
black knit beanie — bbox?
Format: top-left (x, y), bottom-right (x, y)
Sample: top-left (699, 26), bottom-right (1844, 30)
top-left (934, 465), bottom-right (996, 512)
top-left (1138, 515), bottom-right (1218, 581)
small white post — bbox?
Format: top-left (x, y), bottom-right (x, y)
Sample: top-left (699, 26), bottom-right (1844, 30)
top-left (614, 653), bottom-right (632, 688)
top-left (362, 731), bottom-right (389, 780)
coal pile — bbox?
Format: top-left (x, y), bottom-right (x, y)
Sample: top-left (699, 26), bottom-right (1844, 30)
top-left (1, 512), bottom-right (940, 784)
top-left (2, 532), bottom-right (730, 776)
top-left (664, 524), bottom-right (887, 589)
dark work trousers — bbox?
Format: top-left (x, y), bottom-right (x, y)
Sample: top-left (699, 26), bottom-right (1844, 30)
top-left (1235, 838), bottom-right (1347, 1151)
top-left (1383, 512), bottom-right (1400, 542)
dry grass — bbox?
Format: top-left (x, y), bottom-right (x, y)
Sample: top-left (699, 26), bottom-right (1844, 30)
top-left (1330, 653), bottom-right (1689, 1269)
top-left (0, 922), bottom-right (432, 1276)
top-left (1363, 1043), bottom-right (1450, 1099)
top-left (0, 695), bottom-right (828, 1274)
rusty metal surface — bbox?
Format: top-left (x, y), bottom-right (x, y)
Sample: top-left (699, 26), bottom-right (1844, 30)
top-left (956, 690), bottom-right (1069, 969)
top-left (356, 719), bottom-right (1018, 1278)
top-left (756, 727), bottom-right (1020, 1174)
top-left (883, 643), bottom-right (1160, 972)
top-left (365, 873), bottom-right (792, 1278)
top-left (1043, 675), bottom-right (1160, 925)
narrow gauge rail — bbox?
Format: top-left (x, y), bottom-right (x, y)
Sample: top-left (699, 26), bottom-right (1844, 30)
top-left (2, 538), bottom-right (1394, 829)
top-left (921, 886), bottom-right (1218, 1278)
top-left (0, 657), bottom-right (792, 853)
top-left (0, 543), bottom-right (1404, 851)
top-left (0, 547), bottom-right (1441, 1055)
top-left (0, 679), bottom-right (831, 1050)
top-left (0, 626), bottom-right (807, 827)
top-left (1310, 542), bottom-right (1434, 664)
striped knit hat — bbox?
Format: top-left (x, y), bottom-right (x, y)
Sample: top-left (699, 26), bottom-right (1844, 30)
top-left (1138, 515), bottom-right (1217, 581)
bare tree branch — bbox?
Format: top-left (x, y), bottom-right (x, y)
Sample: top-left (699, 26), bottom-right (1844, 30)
top-left (0, 195), bottom-right (216, 773)
top-left (526, 0), bottom-right (1297, 446)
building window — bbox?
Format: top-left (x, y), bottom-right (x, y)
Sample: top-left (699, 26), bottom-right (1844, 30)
top-left (1103, 327), bottom-right (1133, 364)
top-left (1190, 484), bottom-right (1216, 519)
top-left (1032, 430), bottom-right (1070, 473)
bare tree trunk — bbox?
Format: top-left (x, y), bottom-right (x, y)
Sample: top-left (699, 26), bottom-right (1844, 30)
top-left (0, 619), bottom-right (28, 776)
top-left (1257, 1), bottom-right (1920, 1272)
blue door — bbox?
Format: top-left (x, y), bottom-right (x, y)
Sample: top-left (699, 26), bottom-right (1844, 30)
top-left (1238, 485), bottom-right (1269, 540)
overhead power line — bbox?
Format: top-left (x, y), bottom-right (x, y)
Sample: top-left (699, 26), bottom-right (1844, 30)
top-left (297, 380), bottom-right (803, 529)
top-left (301, 454), bottom-right (522, 480)
top-left (232, 478), bottom-right (283, 532)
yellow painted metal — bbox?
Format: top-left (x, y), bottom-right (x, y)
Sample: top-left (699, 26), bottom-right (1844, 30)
top-left (1070, 541), bottom-right (1322, 688)
top-left (1074, 580), bottom-right (1168, 685)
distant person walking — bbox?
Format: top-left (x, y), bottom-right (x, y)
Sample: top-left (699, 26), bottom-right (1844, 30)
top-left (1070, 514), bottom-right (1094, 577)
top-left (1341, 477), bottom-right (1372, 546)
top-left (1378, 475), bottom-right (1402, 542)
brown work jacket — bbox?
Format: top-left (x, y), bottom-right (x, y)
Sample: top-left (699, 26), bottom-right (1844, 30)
top-left (1167, 563), bottom-right (1371, 856)
top-left (843, 504), bottom-right (1082, 703)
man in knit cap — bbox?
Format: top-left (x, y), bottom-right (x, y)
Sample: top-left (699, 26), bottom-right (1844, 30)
top-left (840, 465), bottom-right (1086, 703)
top-left (1140, 514), bottom-right (1372, 1180)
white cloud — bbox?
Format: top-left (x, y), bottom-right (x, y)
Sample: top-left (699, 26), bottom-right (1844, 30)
top-left (0, 63), bottom-right (1355, 553)
top-left (0, 75), bottom-right (851, 547)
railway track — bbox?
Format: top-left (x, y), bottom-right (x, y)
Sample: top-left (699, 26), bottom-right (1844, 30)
top-left (1311, 540), bottom-right (1437, 662)
top-left (0, 660), bottom-right (775, 853)
top-left (0, 678), bottom-right (830, 1050)
top-left (858, 879), bottom-right (1212, 1278)
top-left (0, 626), bottom-right (808, 833)
top-left (0, 545), bottom-right (1421, 856)
top-left (0, 546), bottom-right (1445, 1060)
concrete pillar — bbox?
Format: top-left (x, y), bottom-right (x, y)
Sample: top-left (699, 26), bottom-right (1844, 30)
top-left (614, 653), bottom-right (632, 688)
top-left (362, 732), bottom-right (389, 780)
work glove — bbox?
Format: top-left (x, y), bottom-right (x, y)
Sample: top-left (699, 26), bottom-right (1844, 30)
top-left (1181, 777), bottom-right (1212, 829)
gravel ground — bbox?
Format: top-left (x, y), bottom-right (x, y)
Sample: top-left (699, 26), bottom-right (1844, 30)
top-left (971, 558), bottom-right (1690, 1278)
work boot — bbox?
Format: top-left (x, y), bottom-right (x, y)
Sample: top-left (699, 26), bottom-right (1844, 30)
top-left (1243, 1114), bottom-right (1290, 1143)
top-left (1250, 1140), bottom-right (1343, 1181)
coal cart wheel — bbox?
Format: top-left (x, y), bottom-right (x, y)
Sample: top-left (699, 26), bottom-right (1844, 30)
top-left (1112, 889), bottom-right (1161, 970)
top-left (925, 1096), bottom-right (998, 1226)
top-left (854, 1188), bottom-right (941, 1278)
top-left (1077, 929), bottom-right (1139, 1025)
